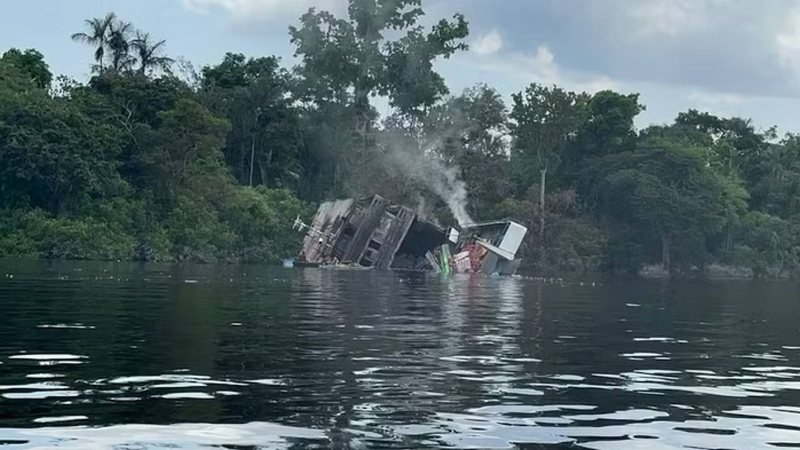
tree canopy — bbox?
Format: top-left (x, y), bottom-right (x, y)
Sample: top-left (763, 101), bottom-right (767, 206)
top-left (0, 5), bottom-right (798, 278)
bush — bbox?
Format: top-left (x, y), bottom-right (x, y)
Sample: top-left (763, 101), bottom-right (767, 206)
top-left (719, 212), bottom-right (800, 278)
top-left (496, 191), bottom-right (608, 273)
top-left (0, 208), bottom-right (136, 260)
top-left (165, 194), bottom-right (237, 263)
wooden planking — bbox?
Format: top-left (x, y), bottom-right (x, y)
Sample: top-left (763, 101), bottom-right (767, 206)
top-left (373, 206), bottom-right (415, 270)
top-left (343, 196), bottom-right (389, 263)
top-left (300, 199), bottom-right (354, 262)
top-left (299, 195), bottom-right (445, 270)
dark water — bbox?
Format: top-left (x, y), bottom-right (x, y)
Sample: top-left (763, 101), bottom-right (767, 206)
top-left (1, 260), bottom-right (800, 449)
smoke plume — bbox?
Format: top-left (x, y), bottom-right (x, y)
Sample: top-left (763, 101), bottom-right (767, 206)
top-left (379, 132), bottom-right (474, 228)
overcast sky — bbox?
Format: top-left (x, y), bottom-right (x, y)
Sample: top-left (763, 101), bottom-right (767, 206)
top-left (3, 0), bottom-right (800, 133)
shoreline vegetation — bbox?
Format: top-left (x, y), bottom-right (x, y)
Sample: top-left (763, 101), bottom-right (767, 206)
top-left (2, 2), bottom-right (799, 280)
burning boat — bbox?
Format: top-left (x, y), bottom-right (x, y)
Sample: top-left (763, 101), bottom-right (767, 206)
top-left (294, 195), bottom-right (528, 275)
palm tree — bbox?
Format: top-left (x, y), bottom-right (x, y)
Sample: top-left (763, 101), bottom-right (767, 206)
top-left (70, 12), bottom-right (116, 72)
top-left (107, 19), bottom-right (134, 72)
top-left (130, 31), bottom-right (174, 76)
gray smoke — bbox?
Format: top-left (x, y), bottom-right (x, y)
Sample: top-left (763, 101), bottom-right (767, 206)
top-left (412, 194), bottom-right (441, 226)
top-left (379, 133), bottom-right (474, 228)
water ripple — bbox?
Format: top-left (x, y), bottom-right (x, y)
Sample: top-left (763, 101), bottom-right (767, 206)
top-left (0, 261), bottom-right (799, 448)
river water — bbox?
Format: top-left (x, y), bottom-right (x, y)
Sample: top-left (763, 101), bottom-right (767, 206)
top-left (1, 260), bottom-right (800, 449)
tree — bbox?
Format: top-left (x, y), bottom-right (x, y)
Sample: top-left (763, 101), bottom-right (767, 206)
top-left (676, 110), bottom-right (765, 176)
top-left (727, 211), bottom-right (799, 278)
top-left (71, 12), bottom-right (116, 72)
top-left (72, 14), bottom-right (154, 75)
top-left (568, 91), bottom-right (643, 172)
top-left (130, 31), bottom-right (174, 76)
top-left (0, 68), bottom-right (126, 214)
top-left (291, 0), bottom-right (467, 118)
top-left (201, 53), bottom-right (303, 188)
top-left (748, 135), bottom-right (800, 221)
top-left (510, 84), bottom-right (589, 257)
top-left (422, 84), bottom-right (511, 217)
top-left (588, 130), bottom-right (747, 272)
top-left (288, 0), bottom-right (469, 196)
top-left (107, 19), bottom-right (134, 72)
top-left (0, 49), bottom-right (52, 89)
top-left (135, 98), bottom-right (230, 200)
top-left (1, 22), bottom-right (313, 264)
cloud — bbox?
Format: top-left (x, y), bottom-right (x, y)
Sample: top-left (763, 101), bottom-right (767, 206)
top-left (627, 0), bottom-right (715, 36)
top-left (182, 0), bottom-right (343, 23)
top-left (777, 7), bottom-right (800, 77)
top-left (471, 45), bottom-right (618, 94)
top-left (472, 30), bottom-right (503, 55)
top-left (535, 0), bottom-right (800, 99)
top-left (687, 91), bottom-right (746, 117)
top-left (688, 91), bottom-right (746, 107)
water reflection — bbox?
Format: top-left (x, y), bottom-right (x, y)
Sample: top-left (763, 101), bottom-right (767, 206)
top-left (0, 260), bottom-right (800, 448)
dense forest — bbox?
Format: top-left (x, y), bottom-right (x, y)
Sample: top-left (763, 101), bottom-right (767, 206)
top-left (1, 1), bottom-right (799, 278)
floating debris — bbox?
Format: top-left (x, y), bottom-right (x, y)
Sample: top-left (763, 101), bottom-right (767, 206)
top-left (294, 194), bottom-right (527, 275)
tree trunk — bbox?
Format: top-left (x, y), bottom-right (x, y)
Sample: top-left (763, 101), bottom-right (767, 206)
top-left (725, 227), bottom-right (733, 251)
top-left (363, 118), bottom-right (369, 157)
top-left (239, 143), bottom-right (246, 183)
top-left (729, 146), bottom-right (734, 172)
top-left (539, 167), bottom-right (547, 264)
top-left (249, 135), bottom-right (256, 186)
top-left (661, 235), bottom-right (671, 273)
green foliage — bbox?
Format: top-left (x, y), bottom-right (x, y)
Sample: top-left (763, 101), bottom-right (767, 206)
top-left (163, 186), bottom-right (310, 263)
top-left (288, 0), bottom-right (469, 200)
top-left (720, 212), bottom-right (800, 278)
top-left (130, 31), bottom-right (174, 76)
top-left (201, 54), bottom-right (303, 188)
top-left (223, 187), bottom-right (311, 262)
top-left (0, 208), bottom-right (136, 260)
top-left (0, 73), bottom-right (126, 212)
top-left (0, 21), bottom-right (309, 265)
top-left (165, 193), bottom-right (236, 262)
top-left (510, 84), bottom-right (589, 192)
top-left (83, 195), bottom-right (172, 261)
top-left (135, 98), bottom-right (230, 199)
top-left (1, 49), bottom-right (52, 89)
top-left (568, 91), bottom-right (644, 173)
top-left (588, 133), bottom-right (749, 271)
top-left (72, 12), bottom-right (173, 75)
top-left (2, 8), bottom-right (800, 279)
top-left (422, 85), bottom-right (512, 216)
top-left (290, 0), bottom-right (468, 117)
top-left (748, 135), bottom-right (800, 221)
top-left (497, 191), bottom-right (607, 273)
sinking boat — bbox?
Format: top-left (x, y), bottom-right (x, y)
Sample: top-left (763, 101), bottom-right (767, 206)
top-left (294, 195), bottom-right (528, 276)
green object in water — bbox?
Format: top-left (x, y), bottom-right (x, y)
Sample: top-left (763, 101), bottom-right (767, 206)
top-left (440, 245), bottom-right (451, 275)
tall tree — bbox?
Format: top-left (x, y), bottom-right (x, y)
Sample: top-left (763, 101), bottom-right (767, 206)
top-left (71, 12), bottom-right (116, 73)
top-left (568, 91), bottom-right (643, 170)
top-left (130, 31), bottom-right (174, 76)
top-left (588, 129), bottom-right (747, 272)
top-left (0, 49), bottom-right (52, 89)
top-left (107, 19), bottom-right (134, 72)
top-left (510, 84), bottom-right (589, 256)
top-left (422, 84), bottom-right (510, 216)
top-left (676, 110), bottom-right (765, 174)
top-left (748, 135), bottom-right (800, 221)
top-left (0, 62), bottom-right (126, 213)
top-left (289, 0), bottom-right (469, 196)
top-left (201, 53), bottom-right (302, 188)
top-left (135, 98), bottom-right (230, 201)
top-left (291, 0), bottom-right (468, 117)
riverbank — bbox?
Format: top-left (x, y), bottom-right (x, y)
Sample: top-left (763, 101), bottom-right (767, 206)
top-left (1, 253), bottom-right (793, 282)
top-left (0, 188), bottom-right (310, 264)
top-left (638, 263), bottom-right (798, 281)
